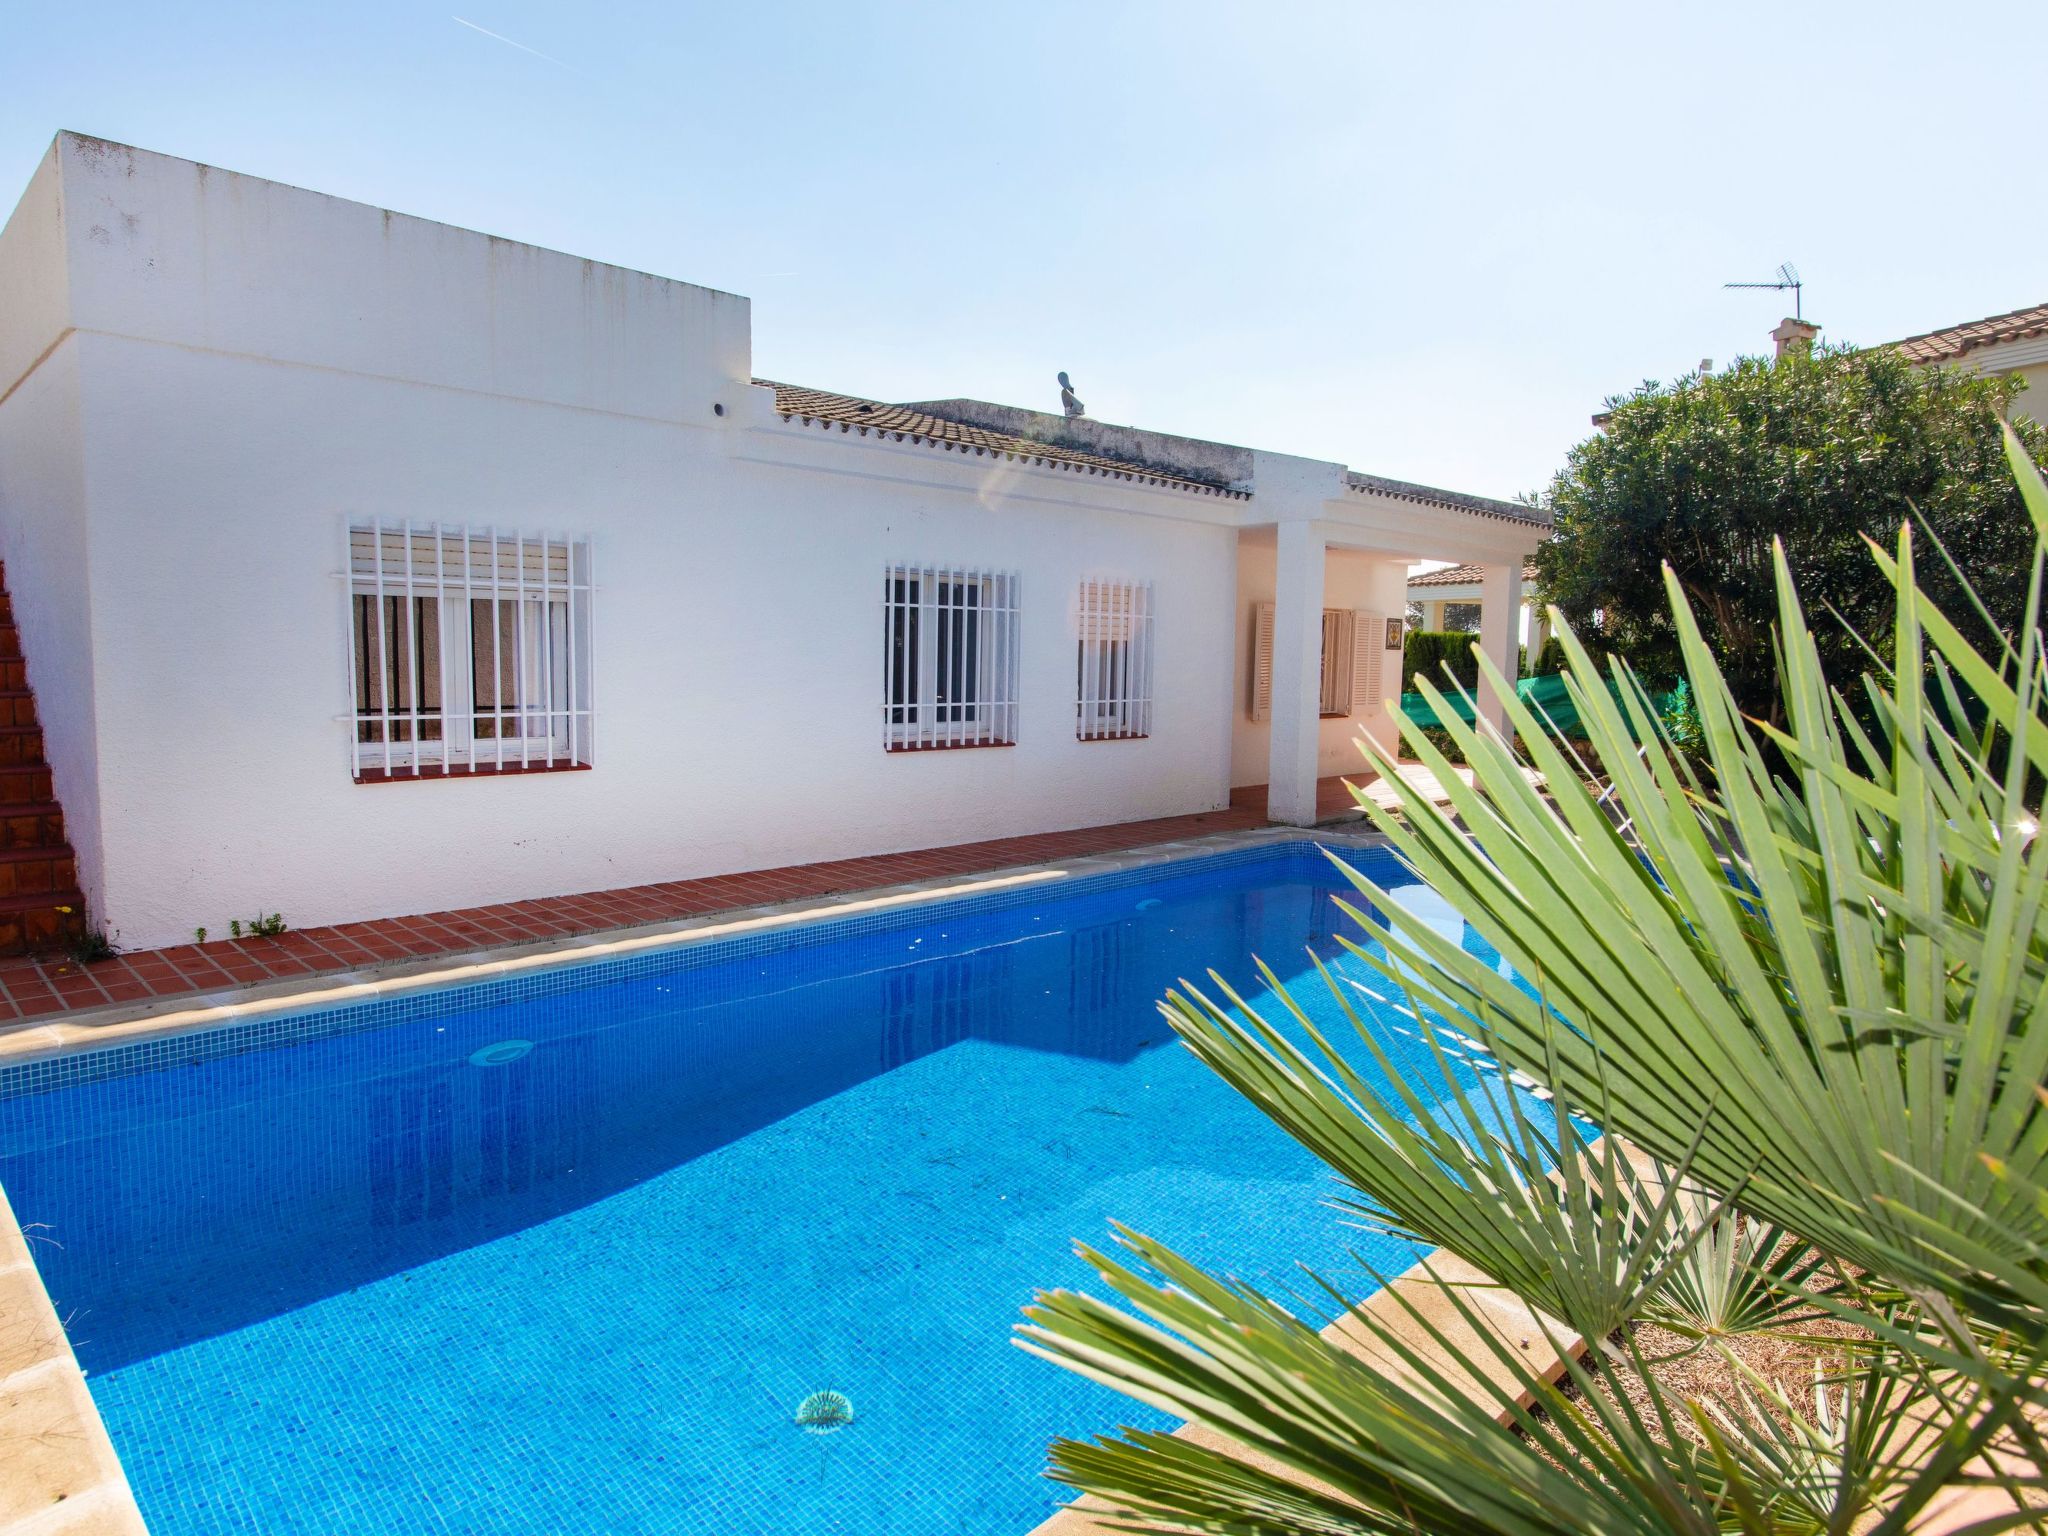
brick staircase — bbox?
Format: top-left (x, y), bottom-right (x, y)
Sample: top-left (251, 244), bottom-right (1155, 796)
top-left (0, 570), bottom-right (87, 955)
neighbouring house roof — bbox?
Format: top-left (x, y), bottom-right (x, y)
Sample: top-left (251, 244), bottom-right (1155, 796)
top-left (1346, 472), bottom-right (1550, 529)
top-left (1406, 561), bottom-right (1539, 590)
top-left (758, 381), bottom-right (1252, 500)
top-left (1891, 301), bottom-right (2048, 365)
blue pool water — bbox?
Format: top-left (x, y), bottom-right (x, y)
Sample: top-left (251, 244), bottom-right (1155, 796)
top-left (0, 842), bottom-right (1516, 1535)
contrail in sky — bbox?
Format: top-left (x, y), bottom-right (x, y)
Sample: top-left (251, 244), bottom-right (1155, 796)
top-left (452, 16), bottom-right (579, 72)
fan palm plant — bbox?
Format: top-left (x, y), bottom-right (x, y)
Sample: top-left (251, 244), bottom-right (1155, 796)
top-left (1017, 430), bottom-right (2048, 1534)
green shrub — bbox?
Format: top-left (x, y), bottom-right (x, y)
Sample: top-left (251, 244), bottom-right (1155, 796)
top-left (1401, 631), bottom-right (1531, 694)
top-left (1401, 629), bottom-right (1477, 692)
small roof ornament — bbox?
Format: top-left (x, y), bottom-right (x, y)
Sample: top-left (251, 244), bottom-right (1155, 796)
top-left (1058, 371), bottom-right (1086, 419)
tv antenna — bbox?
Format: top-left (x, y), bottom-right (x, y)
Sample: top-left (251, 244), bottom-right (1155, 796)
top-left (1724, 262), bottom-right (1804, 320)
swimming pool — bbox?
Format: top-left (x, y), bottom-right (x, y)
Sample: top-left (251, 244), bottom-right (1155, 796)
top-left (0, 840), bottom-right (1513, 1535)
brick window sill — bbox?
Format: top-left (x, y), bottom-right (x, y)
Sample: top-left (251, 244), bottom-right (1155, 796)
top-left (884, 741), bottom-right (1016, 754)
top-left (353, 761), bottom-right (593, 785)
top-left (1076, 731), bottom-right (1150, 743)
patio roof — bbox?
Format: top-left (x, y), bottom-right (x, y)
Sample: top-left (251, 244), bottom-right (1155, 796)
top-left (1407, 561), bottom-right (1538, 590)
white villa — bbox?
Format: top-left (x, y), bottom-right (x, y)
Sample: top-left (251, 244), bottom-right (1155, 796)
top-left (0, 133), bottom-right (1545, 952)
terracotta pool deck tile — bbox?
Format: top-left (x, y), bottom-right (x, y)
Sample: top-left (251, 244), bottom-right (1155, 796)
top-left (0, 784), bottom-right (1398, 1026)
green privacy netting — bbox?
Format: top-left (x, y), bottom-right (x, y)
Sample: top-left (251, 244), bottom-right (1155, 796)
top-left (1398, 672), bottom-right (1680, 739)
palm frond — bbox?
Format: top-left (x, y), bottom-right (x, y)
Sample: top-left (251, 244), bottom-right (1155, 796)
top-left (1021, 442), bottom-right (2048, 1535)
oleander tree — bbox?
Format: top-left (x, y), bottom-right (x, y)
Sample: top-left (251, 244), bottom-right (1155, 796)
top-left (1536, 345), bottom-right (2048, 724)
top-left (1016, 430), bottom-right (2048, 1534)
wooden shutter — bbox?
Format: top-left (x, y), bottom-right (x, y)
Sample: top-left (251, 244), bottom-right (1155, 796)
top-left (1249, 601), bottom-right (1274, 721)
top-left (1351, 608), bottom-right (1382, 716)
top-left (1320, 609), bottom-right (1355, 716)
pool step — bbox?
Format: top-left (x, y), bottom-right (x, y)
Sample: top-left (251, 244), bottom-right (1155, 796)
top-left (0, 567), bottom-right (89, 957)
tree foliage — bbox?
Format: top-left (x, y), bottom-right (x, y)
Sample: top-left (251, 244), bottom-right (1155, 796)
top-left (1536, 344), bottom-right (2048, 719)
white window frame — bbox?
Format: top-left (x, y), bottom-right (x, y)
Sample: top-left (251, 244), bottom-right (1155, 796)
top-left (1075, 579), bottom-right (1154, 740)
top-left (882, 564), bottom-right (1019, 751)
top-left (344, 521), bottom-right (595, 780)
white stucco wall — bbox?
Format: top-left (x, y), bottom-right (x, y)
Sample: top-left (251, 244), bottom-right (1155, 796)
top-left (0, 133), bottom-right (1544, 948)
top-left (0, 137), bottom-right (1255, 948)
top-left (1229, 539), bottom-right (1408, 789)
top-left (68, 329), bottom-right (1238, 946)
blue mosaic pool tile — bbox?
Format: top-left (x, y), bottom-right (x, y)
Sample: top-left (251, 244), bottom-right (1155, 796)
top-left (0, 836), bottom-right (1511, 1536)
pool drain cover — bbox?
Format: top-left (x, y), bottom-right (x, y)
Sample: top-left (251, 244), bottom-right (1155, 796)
top-left (795, 1390), bottom-right (854, 1435)
top-left (468, 1039), bottom-right (534, 1067)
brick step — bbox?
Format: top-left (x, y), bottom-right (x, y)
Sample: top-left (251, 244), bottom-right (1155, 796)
top-left (0, 764), bottom-right (53, 805)
top-left (0, 802), bottom-right (65, 852)
top-left (0, 844), bottom-right (76, 898)
top-left (0, 625), bottom-right (20, 661)
top-left (0, 659), bottom-right (27, 692)
top-left (0, 692), bottom-right (39, 729)
top-left (0, 592), bottom-right (14, 625)
top-left (0, 889), bottom-right (88, 956)
top-left (0, 726), bottom-right (43, 767)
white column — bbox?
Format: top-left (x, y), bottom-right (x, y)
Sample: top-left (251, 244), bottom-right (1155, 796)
top-left (1475, 562), bottom-right (1525, 735)
top-left (1528, 602), bottom-right (1550, 666)
top-left (1267, 521), bottom-right (1326, 825)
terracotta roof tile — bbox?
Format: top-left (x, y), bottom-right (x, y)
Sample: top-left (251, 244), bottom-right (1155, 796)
top-left (1407, 561), bottom-right (1538, 589)
top-left (756, 380), bottom-right (1249, 500)
top-left (1891, 301), bottom-right (2048, 365)
top-left (1346, 472), bottom-right (1550, 529)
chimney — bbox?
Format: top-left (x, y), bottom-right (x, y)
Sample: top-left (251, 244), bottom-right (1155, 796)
top-left (1772, 317), bottom-right (1820, 359)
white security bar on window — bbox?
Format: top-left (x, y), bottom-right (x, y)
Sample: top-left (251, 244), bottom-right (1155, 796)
top-left (882, 564), bottom-right (1020, 751)
top-left (1075, 579), bottom-right (1154, 740)
top-left (342, 521), bottom-right (596, 780)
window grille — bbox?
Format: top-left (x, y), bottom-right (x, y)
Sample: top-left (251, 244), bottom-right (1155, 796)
top-left (345, 522), bottom-right (594, 780)
top-left (1075, 579), bottom-right (1153, 740)
top-left (882, 564), bottom-right (1019, 751)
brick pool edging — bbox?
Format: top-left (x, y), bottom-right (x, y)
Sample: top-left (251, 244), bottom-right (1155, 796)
top-left (0, 826), bottom-right (1390, 1069)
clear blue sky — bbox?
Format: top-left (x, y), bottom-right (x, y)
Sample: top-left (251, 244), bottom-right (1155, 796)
top-left (4, 1), bottom-right (2042, 500)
